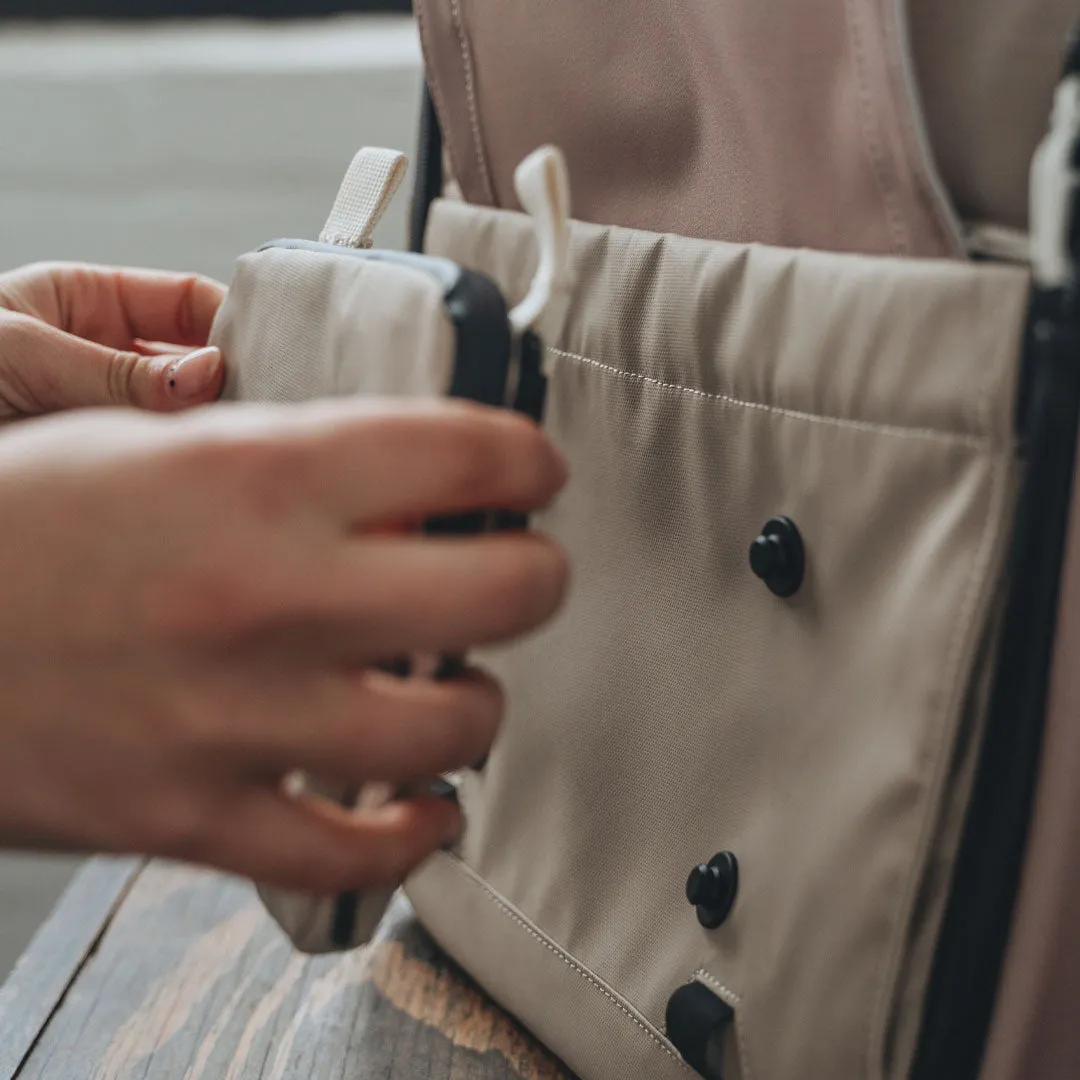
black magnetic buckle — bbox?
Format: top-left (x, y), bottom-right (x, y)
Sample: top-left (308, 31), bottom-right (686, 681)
top-left (666, 982), bottom-right (734, 1080)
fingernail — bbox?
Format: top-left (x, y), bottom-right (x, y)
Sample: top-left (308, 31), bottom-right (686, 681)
top-left (166, 346), bottom-right (222, 400)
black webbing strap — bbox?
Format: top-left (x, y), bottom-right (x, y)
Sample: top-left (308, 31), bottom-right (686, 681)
top-left (409, 82), bottom-right (444, 254)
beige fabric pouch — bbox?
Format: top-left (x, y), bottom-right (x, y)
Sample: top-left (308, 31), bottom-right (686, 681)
top-left (210, 147), bottom-right (481, 953)
top-left (210, 143), bottom-right (565, 955)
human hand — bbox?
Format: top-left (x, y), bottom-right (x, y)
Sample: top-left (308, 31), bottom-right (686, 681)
top-left (0, 397), bottom-right (567, 892)
top-left (0, 262), bottom-right (225, 420)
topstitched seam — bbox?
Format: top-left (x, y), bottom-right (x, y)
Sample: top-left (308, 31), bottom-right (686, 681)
top-left (549, 346), bottom-right (998, 450)
top-left (438, 854), bottom-right (691, 1072)
top-left (448, 0), bottom-right (497, 206)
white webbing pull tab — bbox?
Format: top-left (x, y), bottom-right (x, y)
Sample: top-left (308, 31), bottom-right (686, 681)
top-left (509, 145), bottom-right (573, 337)
top-left (319, 147), bottom-right (409, 249)
top-left (1031, 57), bottom-right (1080, 288)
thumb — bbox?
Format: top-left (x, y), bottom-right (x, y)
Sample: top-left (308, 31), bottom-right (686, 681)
top-left (0, 313), bottom-right (224, 415)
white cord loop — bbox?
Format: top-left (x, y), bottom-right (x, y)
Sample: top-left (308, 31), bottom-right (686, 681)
top-left (509, 145), bottom-right (573, 339)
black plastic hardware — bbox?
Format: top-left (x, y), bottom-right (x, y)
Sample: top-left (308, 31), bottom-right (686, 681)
top-left (495, 331), bottom-right (549, 533)
top-left (409, 81), bottom-right (444, 254)
top-left (666, 981), bottom-right (734, 1079)
top-left (748, 516), bottom-right (804, 597)
top-left (686, 852), bottom-right (739, 929)
top-left (427, 777), bottom-right (460, 805)
top-left (330, 888), bottom-right (360, 949)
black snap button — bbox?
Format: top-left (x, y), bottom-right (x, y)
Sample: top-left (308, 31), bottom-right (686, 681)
top-left (749, 516), bottom-right (804, 597)
top-left (685, 851), bottom-right (739, 929)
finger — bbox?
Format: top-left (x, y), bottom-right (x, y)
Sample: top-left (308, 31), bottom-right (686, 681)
top-left (131, 341), bottom-right (189, 358)
top-left (281, 398), bottom-right (567, 526)
top-left (311, 531), bottom-right (569, 658)
top-left (21, 263), bottom-right (225, 349)
top-left (259, 667), bottom-right (503, 784)
top-left (0, 314), bottom-right (224, 413)
top-left (202, 789), bottom-right (462, 894)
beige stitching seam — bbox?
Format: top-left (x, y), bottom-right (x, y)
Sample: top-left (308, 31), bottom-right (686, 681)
top-left (414, 2), bottom-right (461, 215)
top-left (549, 347), bottom-right (995, 450)
top-left (448, 0), bottom-right (497, 206)
top-left (882, 0), bottom-right (967, 258)
top-left (865, 459), bottom-right (1012, 1080)
top-left (438, 854), bottom-right (690, 1071)
top-left (843, 0), bottom-right (910, 256)
top-left (693, 970), bottom-right (754, 1080)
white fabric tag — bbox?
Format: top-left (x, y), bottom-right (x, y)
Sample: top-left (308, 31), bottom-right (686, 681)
top-left (319, 147), bottom-right (409, 249)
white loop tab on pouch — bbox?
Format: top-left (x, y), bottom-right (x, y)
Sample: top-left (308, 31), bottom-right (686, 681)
top-left (1031, 58), bottom-right (1080, 289)
top-left (320, 147), bottom-right (409, 249)
top-left (509, 145), bottom-right (573, 339)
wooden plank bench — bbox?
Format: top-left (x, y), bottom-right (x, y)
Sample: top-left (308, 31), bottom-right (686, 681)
top-left (0, 859), bottom-right (577, 1080)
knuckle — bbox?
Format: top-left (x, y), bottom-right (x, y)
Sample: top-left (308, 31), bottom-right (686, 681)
top-left (1, 310), bottom-right (46, 354)
top-left (0, 316), bottom-right (58, 410)
top-left (105, 349), bottom-right (142, 404)
top-left (228, 433), bottom-right (311, 516)
top-left (172, 424), bottom-right (307, 521)
top-left (10, 260), bottom-right (65, 285)
top-left (140, 544), bottom-right (274, 643)
top-left (177, 424), bottom-right (274, 476)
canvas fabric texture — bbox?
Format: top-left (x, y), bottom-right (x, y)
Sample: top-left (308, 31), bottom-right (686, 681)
top-left (414, 0), bottom-right (1076, 254)
top-left (213, 246), bottom-right (456, 404)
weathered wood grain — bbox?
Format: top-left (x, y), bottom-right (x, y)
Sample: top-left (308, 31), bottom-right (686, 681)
top-left (11, 862), bottom-right (577, 1080)
top-left (0, 857), bottom-right (142, 1080)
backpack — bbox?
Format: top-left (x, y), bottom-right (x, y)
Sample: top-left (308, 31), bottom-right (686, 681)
top-left (212, 7), bottom-right (1080, 1079)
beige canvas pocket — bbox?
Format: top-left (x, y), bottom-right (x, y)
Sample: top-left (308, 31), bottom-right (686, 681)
top-left (400, 199), bottom-right (1030, 1080)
